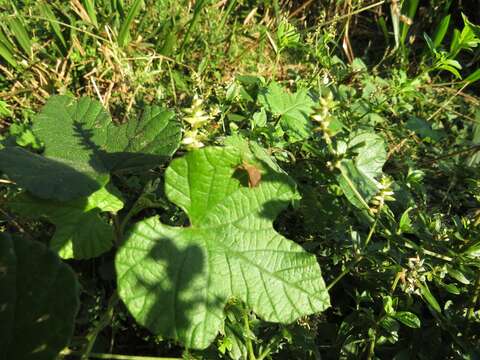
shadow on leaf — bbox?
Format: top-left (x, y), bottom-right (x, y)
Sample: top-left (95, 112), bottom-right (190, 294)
top-left (121, 235), bottom-right (220, 344)
top-left (72, 121), bottom-right (168, 174)
top-left (0, 146), bottom-right (102, 201)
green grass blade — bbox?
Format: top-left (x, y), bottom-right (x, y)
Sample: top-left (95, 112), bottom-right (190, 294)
top-left (0, 41), bottom-right (18, 68)
top-left (7, 17), bottom-right (32, 58)
top-left (465, 68), bottom-right (480, 83)
top-left (82, 0), bottom-right (99, 28)
top-left (390, 2), bottom-right (400, 49)
top-left (404, 0), bottom-right (420, 22)
top-left (432, 15), bottom-right (451, 48)
top-left (400, 0), bottom-right (420, 45)
top-left (377, 16), bottom-right (389, 43)
top-left (113, 0), bottom-right (126, 18)
top-left (0, 100), bottom-right (12, 117)
top-left (0, 27), bottom-right (15, 54)
top-left (179, 0), bottom-right (207, 59)
top-left (117, 0), bottom-right (143, 47)
top-left (217, 0), bottom-right (237, 33)
top-left (449, 28), bottom-right (460, 56)
top-left (38, 2), bottom-right (67, 51)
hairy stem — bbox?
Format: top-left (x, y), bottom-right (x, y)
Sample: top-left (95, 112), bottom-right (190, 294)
top-left (81, 292), bottom-right (119, 360)
top-left (243, 312), bottom-right (257, 360)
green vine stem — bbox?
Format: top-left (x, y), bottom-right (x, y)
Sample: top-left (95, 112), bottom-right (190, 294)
top-left (243, 311), bottom-right (257, 360)
top-left (367, 330), bottom-right (376, 360)
top-left (468, 272), bottom-right (480, 320)
top-left (327, 256), bottom-right (363, 291)
top-left (81, 291), bottom-right (119, 360)
top-left (327, 204), bottom-right (380, 291)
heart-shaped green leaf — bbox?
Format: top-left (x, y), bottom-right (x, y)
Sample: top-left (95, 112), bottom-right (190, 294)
top-left (116, 146), bottom-right (330, 349)
top-left (0, 233), bottom-right (79, 360)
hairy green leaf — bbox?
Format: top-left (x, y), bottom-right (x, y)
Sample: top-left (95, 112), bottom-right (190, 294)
top-left (104, 105), bottom-right (182, 171)
top-left (34, 96), bottom-right (181, 172)
top-left (30, 95), bottom-right (111, 198)
top-left (259, 82), bottom-right (315, 141)
top-left (10, 187), bottom-right (123, 259)
top-left (0, 146), bottom-right (102, 201)
top-left (0, 233), bottom-right (79, 360)
top-left (31, 96), bottom-right (108, 180)
top-left (0, 95), bottom-right (181, 201)
top-left (116, 146), bottom-right (330, 349)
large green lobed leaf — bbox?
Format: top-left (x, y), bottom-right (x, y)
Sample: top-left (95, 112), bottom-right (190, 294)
top-left (32, 95), bottom-right (111, 184)
top-left (0, 95), bottom-right (181, 201)
top-left (0, 234), bottom-right (16, 358)
top-left (116, 146), bottom-right (330, 349)
top-left (103, 105), bottom-right (182, 171)
top-left (0, 146), bottom-right (102, 202)
top-left (0, 234), bottom-right (79, 360)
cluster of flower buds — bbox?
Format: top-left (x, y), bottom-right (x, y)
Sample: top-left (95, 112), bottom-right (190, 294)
top-left (370, 176), bottom-right (396, 214)
top-left (311, 92), bottom-right (337, 147)
top-left (400, 255), bottom-right (426, 295)
top-left (183, 95), bottom-right (211, 128)
top-left (181, 129), bottom-right (206, 150)
top-left (181, 95), bottom-right (212, 150)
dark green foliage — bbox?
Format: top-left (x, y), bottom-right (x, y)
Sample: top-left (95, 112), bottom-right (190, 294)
top-left (0, 233), bottom-right (79, 360)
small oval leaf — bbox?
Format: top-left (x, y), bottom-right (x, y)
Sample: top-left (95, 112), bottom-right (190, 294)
top-left (393, 311), bottom-right (421, 328)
